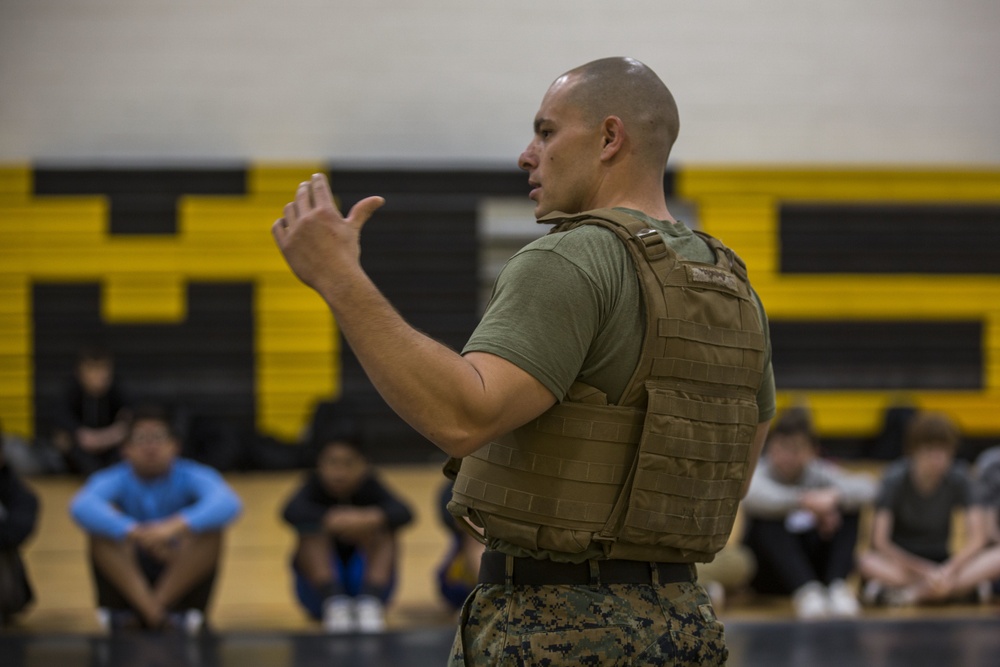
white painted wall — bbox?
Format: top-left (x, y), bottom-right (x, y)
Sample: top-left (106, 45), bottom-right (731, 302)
top-left (1, 0), bottom-right (998, 165)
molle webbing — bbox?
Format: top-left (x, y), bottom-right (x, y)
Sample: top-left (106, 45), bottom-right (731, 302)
top-left (449, 208), bottom-right (767, 562)
top-left (451, 403), bottom-right (644, 554)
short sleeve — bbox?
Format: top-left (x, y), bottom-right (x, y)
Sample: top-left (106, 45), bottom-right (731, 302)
top-left (874, 461), bottom-right (908, 509)
top-left (463, 244), bottom-right (604, 401)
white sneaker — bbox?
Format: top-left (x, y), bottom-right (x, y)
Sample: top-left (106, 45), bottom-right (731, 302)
top-left (322, 595), bottom-right (355, 634)
top-left (704, 581), bottom-right (726, 613)
top-left (977, 580), bottom-right (993, 605)
top-left (861, 580), bottom-right (883, 607)
top-left (793, 581), bottom-right (829, 620)
top-left (183, 609), bottom-right (205, 636)
top-left (883, 586), bottom-right (919, 607)
top-left (353, 595), bottom-right (386, 634)
top-left (826, 580), bottom-right (861, 618)
top-left (95, 607), bottom-right (111, 633)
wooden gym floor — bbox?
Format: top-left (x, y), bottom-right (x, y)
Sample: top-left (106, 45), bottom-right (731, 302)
top-left (2, 464), bottom-right (999, 666)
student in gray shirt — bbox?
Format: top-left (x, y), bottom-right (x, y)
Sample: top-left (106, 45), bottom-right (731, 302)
top-left (857, 411), bottom-right (986, 606)
top-left (742, 407), bottom-right (877, 619)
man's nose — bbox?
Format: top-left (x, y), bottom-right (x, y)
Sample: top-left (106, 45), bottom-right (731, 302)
top-left (518, 145), bottom-right (536, 171)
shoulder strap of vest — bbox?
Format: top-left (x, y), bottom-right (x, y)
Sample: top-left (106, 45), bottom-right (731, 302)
top-left (538, 208), bottom-right (680, 282)
top-left (693, 230), bottom-right (749, 281)
top-left (538, 208), bottom-right (681, 410)
top-left (539, 209), bottom-right (749, 284)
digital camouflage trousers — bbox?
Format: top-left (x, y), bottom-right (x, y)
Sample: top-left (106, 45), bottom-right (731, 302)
top-left (448, 580), bottom-right (727, 666)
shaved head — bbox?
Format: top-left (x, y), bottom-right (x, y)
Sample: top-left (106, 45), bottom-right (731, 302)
top-left (553, 57), bottom-right (680, 170)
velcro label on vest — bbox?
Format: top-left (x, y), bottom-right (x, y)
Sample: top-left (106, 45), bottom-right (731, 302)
top-left (685, 264), bottom-right (739, 292)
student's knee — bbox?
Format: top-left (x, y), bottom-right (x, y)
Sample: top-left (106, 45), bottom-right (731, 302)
top-left (175, 530), bottom-right (223, 562)
top-left (357, 527), bottom-right (396, 556)
top-left (855, 551), bottom-right (881, 576)
top-left (89, 533), bottom-right (132, 559)
top-left (189, 530), bottom-right (222, 550)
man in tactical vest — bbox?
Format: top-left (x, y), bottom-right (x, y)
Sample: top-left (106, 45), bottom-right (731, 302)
top-left (273, 56), bottom-right (775, 666)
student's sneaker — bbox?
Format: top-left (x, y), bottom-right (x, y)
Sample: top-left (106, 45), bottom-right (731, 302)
top-left (164, 609), bottom-right (205, 636)
top-left (96, 607), bottom-right (141, 633)
top-left (95, 607), bottom-right (111, 632)
top-left (826, 580), bottom-right (861, 618)
top-left (182, 609), bottom-right (205, 636)
top-left (976, 581), bottom-right (993, 605)
top-left (322, 595), bottom-right (356, 634)
top-left (354, 595), bottom-right (386, 634)
top-left (793, 581), bottom-right (829, 620)
top-left (883, 586), bottom-right (918, 607)
top-left (704, 581), bottom-right (726, 613)
top-left (861, 580), bottom-right (884, 607)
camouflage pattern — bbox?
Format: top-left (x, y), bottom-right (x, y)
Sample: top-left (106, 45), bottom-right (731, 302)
top-left (448, 580), bottom-right (727, 666)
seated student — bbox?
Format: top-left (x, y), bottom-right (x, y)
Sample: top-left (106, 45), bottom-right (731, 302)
top-left (0, 425), bottom-right (40, 626)
top-left (51, 345), bottom-right (132, 476)
top-left (857, 411), bottom-right (985, 606)
top-left (282, 426), bottom-right (413, 634)
top-left (909, 445), bottom-right (1000, 604)
top-left (435, 479), bottom-right (484, 613)
top-left (742, 407), bottom-right (878, 619)
top-left (69, 405), bottom-right (242, 633)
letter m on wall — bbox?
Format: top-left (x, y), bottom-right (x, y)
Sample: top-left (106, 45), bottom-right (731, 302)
top-left (0, 165), bottom-right (338, 442)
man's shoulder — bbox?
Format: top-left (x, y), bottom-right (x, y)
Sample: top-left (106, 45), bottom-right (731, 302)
top-left (524, 221), bottom-right (622, 253)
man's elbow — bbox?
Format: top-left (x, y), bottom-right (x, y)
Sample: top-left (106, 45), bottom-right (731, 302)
top-left (431, 426), bottom-right (490, 459)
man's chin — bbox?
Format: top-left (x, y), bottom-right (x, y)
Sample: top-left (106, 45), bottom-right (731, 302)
top-left (532, 203), bottom-right (554, 220)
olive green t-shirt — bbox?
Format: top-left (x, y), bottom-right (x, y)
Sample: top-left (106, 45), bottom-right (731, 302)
top-left (464, 208), bottom-right (775, 414)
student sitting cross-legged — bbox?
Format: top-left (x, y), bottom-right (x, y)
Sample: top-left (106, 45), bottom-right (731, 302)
top-left (69, 405), bottom-right (242, 633)
top-left (857, 411), bottom-right (987, 606)
top-left (282, 425), bottom-right (414, 634)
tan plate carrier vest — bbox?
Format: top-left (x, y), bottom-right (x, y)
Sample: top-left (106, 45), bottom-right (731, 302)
top-left (447, 208), bottom-right (767, 563)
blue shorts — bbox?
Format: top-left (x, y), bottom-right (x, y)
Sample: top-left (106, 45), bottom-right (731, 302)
top-left (437, 536), bottom-right (476, 611)
top-left (292, 551), bottom-right (396, 619)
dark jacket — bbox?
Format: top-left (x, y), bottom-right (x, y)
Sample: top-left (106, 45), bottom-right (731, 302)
top-left (282, 472), bottom-right (413, 534)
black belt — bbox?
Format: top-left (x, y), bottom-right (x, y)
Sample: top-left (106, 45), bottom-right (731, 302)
top-left (478, 551), bottom-right (695, 586)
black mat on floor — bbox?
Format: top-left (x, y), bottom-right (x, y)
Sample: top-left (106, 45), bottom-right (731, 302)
top-left (2, 617), bottom-right (998, 667)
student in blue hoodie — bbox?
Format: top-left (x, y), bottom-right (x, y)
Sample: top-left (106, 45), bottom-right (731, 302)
top-left (70, 405), bottom-right (242, 632)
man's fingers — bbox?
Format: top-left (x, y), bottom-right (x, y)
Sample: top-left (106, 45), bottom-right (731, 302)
top-left (271, 218), bottom-right (288, 243)
top-left (310, 173), bottom-right (336, 209)
top-left (294, 181), bottom-right (311, 213)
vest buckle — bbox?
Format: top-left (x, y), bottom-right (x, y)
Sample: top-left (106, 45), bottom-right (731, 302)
top-left (635, 228), bottom-right (668, 261)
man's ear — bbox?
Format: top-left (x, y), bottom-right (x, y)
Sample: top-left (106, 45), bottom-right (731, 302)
top-left (600, 116), bottom-right (625, 161)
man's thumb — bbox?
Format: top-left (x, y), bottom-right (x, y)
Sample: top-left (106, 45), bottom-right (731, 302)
top-left (347, 196), bottom-right (386, 228)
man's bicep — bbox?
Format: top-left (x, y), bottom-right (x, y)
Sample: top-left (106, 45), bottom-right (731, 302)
top-left (462, 351), bottom-right (558, 451)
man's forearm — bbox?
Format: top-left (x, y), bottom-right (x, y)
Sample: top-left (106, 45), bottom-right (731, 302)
top-left (273, 174), bottom-right (555, 457)
top-left (317, 269), bottom-right (512, 457)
